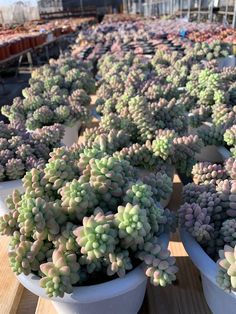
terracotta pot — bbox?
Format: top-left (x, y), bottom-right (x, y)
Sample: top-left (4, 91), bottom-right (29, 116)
top-left (4, 42), bottom-right (10, 58)
top-left (9, 40), bottom-right (19, 55)
top-left (0, 44), bottom-right (5, 60)
top-left (29, 35), bottom-right (37, 48)
top-left (23, 37), bottom-right (30, 50)
top-left (18, 38), bottom-right (24, 53)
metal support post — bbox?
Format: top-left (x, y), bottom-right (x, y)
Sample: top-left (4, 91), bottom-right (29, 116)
top-left (26, 51), bottom-right (33, 71)
top-left (225, 0), bottom-right (229, 23)
top-left (45, 45), bottom-right (49, 61)
top-left (180, 0), bottom-right (183, 17)
top-left (198, 0), bottom-right (202, 22)
top-left (187, 0), bottom-right (191, 20)
top-left (209, 0), bottom-right (214, 22)
top-left (232, 0), bottom-right (236, 27)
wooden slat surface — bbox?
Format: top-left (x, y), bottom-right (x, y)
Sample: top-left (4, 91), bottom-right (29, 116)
top-left (0, 174), bottom-right (212, 314)
top-left (0, 236), bottom-right (24, 314)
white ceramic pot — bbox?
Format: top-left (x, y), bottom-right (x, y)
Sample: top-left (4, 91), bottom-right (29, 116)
top-left (195, 145), bottom-right (230, 163)
top-left (180, 229), bottom-right (236, 314)
top-left (188, 120), bottom-right (231, 163)
top-left (217, 56), bottom-right (236, 69)
top-left (0, 179), bottom-right (24, 216)
top-left (17, 234), bottom-right (169, 314)
top-left (62, 121), bottom-right (81, 147)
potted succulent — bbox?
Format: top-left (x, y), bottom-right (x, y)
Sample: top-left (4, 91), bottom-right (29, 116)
top-left (0, 145), bottom-right (177, 314)
top-left (179, 157), bottom-right (236, 314)
top-left (186, 66), bottom-right (236, 163)
top-left (2, 58), bottom-right (95, 147)
top-left (0, 122), bottom-right (63, 214)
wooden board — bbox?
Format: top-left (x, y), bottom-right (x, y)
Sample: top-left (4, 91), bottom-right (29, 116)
top-left (0, 236), bottom-right (24, 314)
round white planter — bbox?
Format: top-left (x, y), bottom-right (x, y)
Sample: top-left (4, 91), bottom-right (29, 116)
top-left (17, 233), bottom-right (169, 314)
top-left (61, 121), bottom-right (81, 147)
top-left (188, 120), bottom-right (231, 163)
top-left (195, 145), bottom-right (230, 163)
top-left (180, 229), bottom-right (236, 314)
top-left (0, 179), bottom-right (24, 216)
top-left (217, 56), bottom-right (236, 69)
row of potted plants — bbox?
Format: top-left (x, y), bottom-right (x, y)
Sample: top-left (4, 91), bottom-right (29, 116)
top-left (1, 16), bottom-right (236, 314)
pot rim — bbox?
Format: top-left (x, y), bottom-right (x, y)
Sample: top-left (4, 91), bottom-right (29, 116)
top-left (0, 178), bottom-right (23, 188)
top-left (17, 233), bottom-right (169, 304)
top-left (180, 228), bottom-right (236, 299)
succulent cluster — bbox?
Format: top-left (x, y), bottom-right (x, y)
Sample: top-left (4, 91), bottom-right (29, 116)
top-left (0, 122), bottom-right (63, 181)
top-left (3, 18), bottom-right (235, 299)
top-left (186, 68), bottom-right (226, 107)
top-left (224, 125), bottom-right (236, 157)
top-left (0, 145), bottom-right (177, 297)
top-left (2, 58), bottom-right (94, 130)
top-left (185, 41), bottom-right (230, 62)
top-left (179, 157), bottom-right (236, 292)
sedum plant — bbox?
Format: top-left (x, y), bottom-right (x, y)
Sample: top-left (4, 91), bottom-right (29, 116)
top-left (179, 157), bottom-right (236, 292)
top-left (2, 58), bottom-right (94, 130)
top-left (0, 146), bottom-right (177, 297)
top-left (0, 122), bottom-right (63, 181)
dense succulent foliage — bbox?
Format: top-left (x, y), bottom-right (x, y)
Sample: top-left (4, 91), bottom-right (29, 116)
top-left (185, 41), bottom-right (230, 62)
top-left (0, 122), bottom-right (63, 181)
top-left (179, 157), bottom-right (236, 292)
top-left (0, 145), bottom-right (177, 297)
top-left (2, 58), bottom-right (94, 129)
top-left (2, 17), bottom-right (236, 299)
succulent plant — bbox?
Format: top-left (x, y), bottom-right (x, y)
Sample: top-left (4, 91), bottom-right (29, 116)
top-left (211, 103), bottom-right (235, 127)
top-left (217, 245), bottom-right (236, 291)
top-left (152, 133), bottom-right (174, 161)
top-left (179, 202), bottom-right (213, 243)
top-left (60, 180), bottom-right (98, 220)
top-left (188, 107), bottom-right (211, 128)
top-left (74, 210), bottom-right (117, 260)
top-left (141, 171), bottom-right (173, 202)
top-left (197, 123), bottom-right (225, 146)
top-left (192, 162), bottom-right (226, 185)
top-left (106, 249), bottom-right (132, 277)
top-left (114, 143), bottom-right (158, 169)
top-left (115, 203), bottom-right (151, 250)
top-left (224, 125), bottom-right (236, 148)
top-left (186, 68), bottom-right (226, 107)
top-left (219, 219), bottom-right (236, 248)
top-left (151, 98), bottom-right (187, 135)
top-left (40, 248), bottom-right (80, 297)
top-left (171, 134), bottom-right (203, 175)
top-left (225, 157), bottom-right (236, 180)
top-left (138, 236), bottom-right (178, 287)
top-left (181, 154), bottom-right (236, 289)
top-left (2, 58), bottom-right (93, 129)
top-left (9, 239), bottom-right (51, 276)
top-left (0, 122), bottom-right (63, 182)
top-left (1, 143), bottom-right (177, 297)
